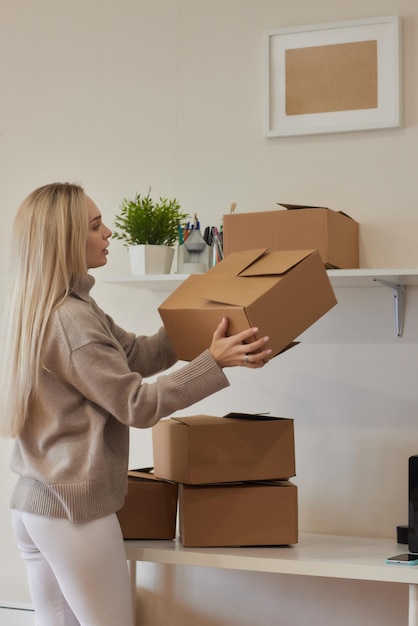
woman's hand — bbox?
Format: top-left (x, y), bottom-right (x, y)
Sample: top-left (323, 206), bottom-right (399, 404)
top-left (209, 317), bottom-right (272, 369)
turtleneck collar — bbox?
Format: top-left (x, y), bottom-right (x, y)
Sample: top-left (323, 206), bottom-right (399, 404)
top-left (70, 274), bottom-right (96, 303)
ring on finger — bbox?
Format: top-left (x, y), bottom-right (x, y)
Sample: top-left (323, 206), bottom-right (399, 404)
top-left (244, 354), bottom-right (249, 364)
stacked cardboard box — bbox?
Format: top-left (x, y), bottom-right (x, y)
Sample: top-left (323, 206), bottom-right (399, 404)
top-left (222, 204), bottom-right (359, 269)
top-left (117, 468), bottom-right (178, 539)
top-left (178, 481), bottom-right (297, 548)
top-left (152, 414), bottom-right (298, 547)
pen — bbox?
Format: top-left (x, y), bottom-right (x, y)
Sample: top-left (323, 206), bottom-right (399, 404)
top-left (178, 225), bottom-right (184, 245)
top-left (203, 226), bottom-right (212, 245)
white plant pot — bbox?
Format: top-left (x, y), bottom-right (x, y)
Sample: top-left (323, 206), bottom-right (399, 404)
top-left (128, 245), bottom-right (174, 275)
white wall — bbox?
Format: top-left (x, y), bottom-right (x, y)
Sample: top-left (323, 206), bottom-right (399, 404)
top-left (1, 1), bottom-right (418, 624)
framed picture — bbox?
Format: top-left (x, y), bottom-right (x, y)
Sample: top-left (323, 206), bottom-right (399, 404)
top-left (263, 16), bottom-right (402, 137)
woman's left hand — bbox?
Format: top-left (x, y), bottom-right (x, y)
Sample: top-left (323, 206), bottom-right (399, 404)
top-left (209, 317), bottom-right (272, 369)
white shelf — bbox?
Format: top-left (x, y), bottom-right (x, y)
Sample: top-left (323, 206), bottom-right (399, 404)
top-left (103, 268), bottom-right (418, 336)
top-left (125, 533), bottom-right (418, 624)
top-left (104, 274), bottom-right (190, 291)
top-left (104, 269), bottom-right (418, 291)
top-left (326, 269), bottom-right (418, 337)
top-left (125, 532), bottom-right (416, 583)
top-left (327, 268), bottom-right (418, 288)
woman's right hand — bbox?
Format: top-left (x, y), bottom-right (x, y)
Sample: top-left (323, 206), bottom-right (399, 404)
top-left (209, 317), bottom-right (272, 369)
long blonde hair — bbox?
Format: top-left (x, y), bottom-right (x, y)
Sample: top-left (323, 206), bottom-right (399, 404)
top-left (0, 183), bottom-right (89, 438)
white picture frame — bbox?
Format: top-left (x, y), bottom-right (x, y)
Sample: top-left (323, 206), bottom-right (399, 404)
top-left (263, 16), bottom-right (402, 137)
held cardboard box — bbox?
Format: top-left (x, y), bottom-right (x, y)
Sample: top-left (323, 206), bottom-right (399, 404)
top-left (116, 469), bottom-right (178, 539)
top-left (223, 205), bottom-right (359, 269)
top-left (158, 247), bottom-right (337, 362)
top-left (152, 413), bottom-right (295, 485)
top-left (179, 480), bottom-right (298, 547)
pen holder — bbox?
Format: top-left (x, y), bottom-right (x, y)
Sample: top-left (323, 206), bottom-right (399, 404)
top-left (177, 232), bottom-right (211, 274)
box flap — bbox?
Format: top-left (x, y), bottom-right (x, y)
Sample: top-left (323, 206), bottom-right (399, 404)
top-left (201, 276), bottom-right (277, 307)
top-left (223, 413), bottom-right (287, 421)
top-left (160, 249), bottom-right (271, 310)
top-left (277, 203), bottom-right (354, 220)
top-left (239, 249), bottom-right (315, 277)
top-left (169, 414), bottom-right (294, 426)
top-left (204, 248), bottom-right (268, 278)
top-left (128, 468), bottom-right (160, 482)
top-left (170, 415), bottom-right (222, 427)
top-left (278, 203), bottom-right (326, 210)
top-left (128, 467), bottom-right (177, 485)
top-left (200, 249), bottom-right (315, 308)
top-left (246, 480), bottom-right (295, 487)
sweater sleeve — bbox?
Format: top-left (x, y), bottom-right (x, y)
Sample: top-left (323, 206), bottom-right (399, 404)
top-left (55, 296), bottom-right (229, 429)
top-left (91, 300), bottom-right (178, 377)
top-left (69, 341), bottom-right (229, 428)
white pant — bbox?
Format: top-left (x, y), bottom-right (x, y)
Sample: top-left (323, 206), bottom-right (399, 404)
top-left (12, 511), bottom-right (134, 626)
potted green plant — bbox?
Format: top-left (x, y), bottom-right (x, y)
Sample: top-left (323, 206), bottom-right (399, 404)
top-left (113, 188), bottom-right (189, 274)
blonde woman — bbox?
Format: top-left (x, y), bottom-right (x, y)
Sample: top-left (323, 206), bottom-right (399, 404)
top-left (0, 182), bottom-right (271, 626)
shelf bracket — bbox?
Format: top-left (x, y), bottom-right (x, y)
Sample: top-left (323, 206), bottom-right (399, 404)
top-left (374, 279), bottom-right (406, 337)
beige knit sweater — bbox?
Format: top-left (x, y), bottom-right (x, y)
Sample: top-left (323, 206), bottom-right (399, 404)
top-left (10, 275), bottom-right (228, 522)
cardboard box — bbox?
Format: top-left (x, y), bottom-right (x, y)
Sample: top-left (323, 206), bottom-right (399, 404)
top-left (152, 413), bottom-right (295, 485)
top-left (179, 480), bottom-right (298, 547)
top-left (158, 247), bottom-right (337, 361)
top-left (223, 205), bottom-right (359, 269)
top-left (116, 469), bottom-right (178, 539)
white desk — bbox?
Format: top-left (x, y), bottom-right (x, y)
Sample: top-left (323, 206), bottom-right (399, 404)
top-left (125, 533), bottom-right (418, 626)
